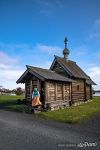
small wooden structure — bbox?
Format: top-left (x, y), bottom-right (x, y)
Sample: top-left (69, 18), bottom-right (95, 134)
top-left (16, 38), bottom-right (96, 110)
top-left (16, 66), bottom-right (74, 108)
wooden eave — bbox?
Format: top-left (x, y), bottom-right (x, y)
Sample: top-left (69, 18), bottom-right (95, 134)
top-left (16, 70), bottom-right (29, 84)
top-left (16, 64), bottom-right (75, 84)
top-left (28, 69), bottom-right (45, 81)
top-left (16, 69), bottom-right (45, 84)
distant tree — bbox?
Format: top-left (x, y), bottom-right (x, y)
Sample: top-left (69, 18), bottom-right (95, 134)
top-left (12, 89), bottom-right (16, 92)
top-left (15, 87), bottom-right (23, 95)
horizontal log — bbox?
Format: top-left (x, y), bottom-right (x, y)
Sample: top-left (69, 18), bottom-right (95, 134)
top-left (49, 92), bottom-right (55, 94)
top-left (48, 98), bottom-right (55, 101)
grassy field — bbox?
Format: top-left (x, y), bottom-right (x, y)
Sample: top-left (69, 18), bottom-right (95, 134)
top-left (0, 95), bottom-right (100, 123)
top-left (37, 96), bottom-right (100, 124)
top-left (0, 95), bottom-right (23, 104)
top-left (0, 95), bottom-right (28, 112)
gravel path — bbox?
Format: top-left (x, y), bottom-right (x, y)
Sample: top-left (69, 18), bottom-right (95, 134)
top-left (0, 110), bottom-right (100, 150)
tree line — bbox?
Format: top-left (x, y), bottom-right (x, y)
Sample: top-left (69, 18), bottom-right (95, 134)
top-left (0, 86), bottom-right (25, 95)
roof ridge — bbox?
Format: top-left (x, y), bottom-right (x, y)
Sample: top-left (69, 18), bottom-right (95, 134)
top-left (72, 63), bottom-right (90, 79)
top-left (55, 55), bottom-right (76, 63)
top-left (27, 65), bottom-right (56, 73)
top-left (55, 57), bottom-right (91, 79)
top-left (26, 65), bottom-right (48, 70)
top-left (17, 64), bottom-right (75, 83)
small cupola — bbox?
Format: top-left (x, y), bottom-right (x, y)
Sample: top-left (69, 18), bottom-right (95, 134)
top-left (63, 37), bottom-right (70, 60)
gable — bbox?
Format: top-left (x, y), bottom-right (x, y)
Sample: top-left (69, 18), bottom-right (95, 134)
top-left (50, 58), bottom-right (71, 78)
top-left (50, 56), bottom-right (89, 79)
top-left (50, 56), bottom-right (96, 85)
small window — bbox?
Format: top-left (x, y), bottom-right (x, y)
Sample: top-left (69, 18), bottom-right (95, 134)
top-left (77, 85), bottom-right (80, 91)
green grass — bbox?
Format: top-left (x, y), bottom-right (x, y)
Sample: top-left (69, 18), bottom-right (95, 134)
top-left (5, 104), bottom-right (29, 112)
top-left (0, 95), bottom-right (24, 104)
top-left (0, 95), bottom-right (27, 112)
top-left (37, 96), bottom-right (100, 124)
top-left (0, 95), bottom-right (100, 122)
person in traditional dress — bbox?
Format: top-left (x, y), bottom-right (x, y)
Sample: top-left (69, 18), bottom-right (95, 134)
top-left (32, 88), bottom-right (41, 107)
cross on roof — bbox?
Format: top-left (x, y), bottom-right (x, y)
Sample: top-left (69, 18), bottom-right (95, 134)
top-left (64, 37), bottom-right (68, 48)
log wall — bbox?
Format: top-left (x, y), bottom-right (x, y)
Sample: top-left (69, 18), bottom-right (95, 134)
top-left (72, 79), bottom-right (85, 102)
top-left (57, 83), bottom-right (63, 101)
top-left (48, 82), bottom-right (55, 101)
top-left (25, 78), bottom-right (91, 104)
top-left (46, 81), bottom-right (70, 102)
top-left (86, 85), bottom-right (91, 100)
top-left (25, 81), bottom-right (31, 102)
top-left (64, 83), bottom-right (70, 100)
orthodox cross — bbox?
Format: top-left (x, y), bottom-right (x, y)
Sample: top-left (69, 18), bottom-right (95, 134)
top-left (64, 37), bottom-right (68, 48)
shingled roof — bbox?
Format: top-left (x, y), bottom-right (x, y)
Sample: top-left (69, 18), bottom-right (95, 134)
top-left (16, 65), bottom-right (74, 83)
top-left (50, 55), bottom-right (96, 85)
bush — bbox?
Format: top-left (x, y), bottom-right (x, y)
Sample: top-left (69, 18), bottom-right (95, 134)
top-left (22, 99), bottom-right (27, 105)
top-left (15, 87), bottom-right (23, 95)
top-left (16, 99), bottom-right (22, 104)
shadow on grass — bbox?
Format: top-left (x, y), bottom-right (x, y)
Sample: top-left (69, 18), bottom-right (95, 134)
top-left (0, 100), bottom-right (31, 113)
top-left (0, 100), bottom-right (15, 108)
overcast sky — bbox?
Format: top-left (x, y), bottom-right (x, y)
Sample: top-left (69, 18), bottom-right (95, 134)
top-left (0, 0), bottom-right (100, 90)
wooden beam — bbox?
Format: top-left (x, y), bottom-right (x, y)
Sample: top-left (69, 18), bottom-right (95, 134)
top-left (90, 85), bottom-right (92, 99)
top-left (37, 80), bottom-right (40, 91)
top-left (71, 82), bottom-right (73, 104)
top-left (44, 81), bottom-right (49, 102)
top-left (62, 82), bottom-right (65, 101)
top-left (25, 83), bottom-right (27, 100)
top-left (69, 83), bottom-right (71, 100)
top-left (55, 82), bottom-right (57, 101)
top-left (30, 80), bottom-right (33, 102)
top-left (84, 80), bottom-right (87, 101)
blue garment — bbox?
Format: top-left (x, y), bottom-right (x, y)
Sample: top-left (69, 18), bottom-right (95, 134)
top-left (32, 89), bottom-right (40, 98)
